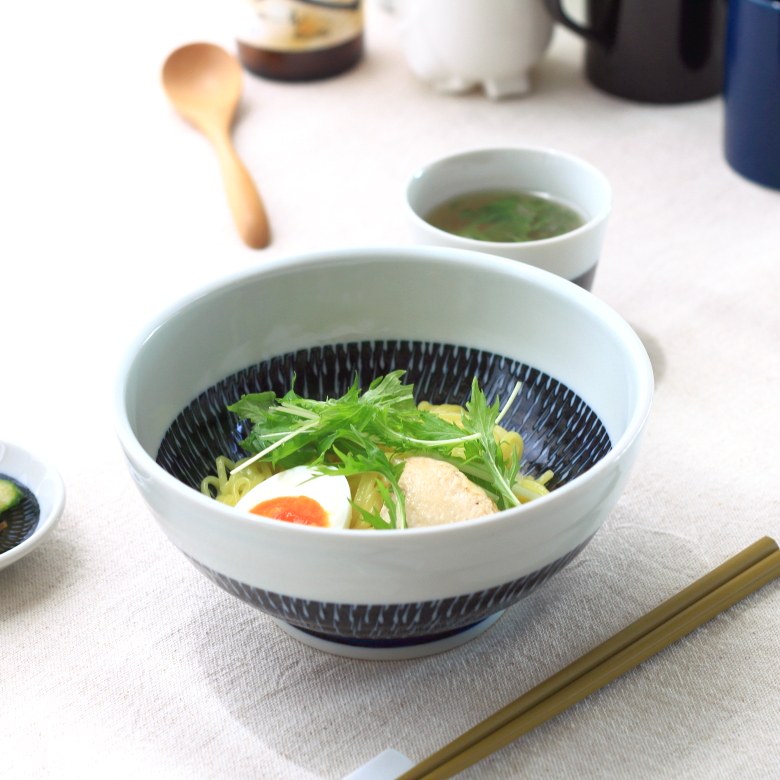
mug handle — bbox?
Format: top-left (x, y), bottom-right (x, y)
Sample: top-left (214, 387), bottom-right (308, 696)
top-left (543, 0), bottom-right (609, 45)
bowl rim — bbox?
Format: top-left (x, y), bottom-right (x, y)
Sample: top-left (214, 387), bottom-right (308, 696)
top-left (405, 144), bottom-right (613, 249)
top-left (0, 440), bottom-right (66, 570)
top-left (114, 245), bottom-right (653, 544)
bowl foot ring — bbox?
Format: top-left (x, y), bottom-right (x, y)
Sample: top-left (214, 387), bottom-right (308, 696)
top-left (272, 611), bottom-right (505, 660)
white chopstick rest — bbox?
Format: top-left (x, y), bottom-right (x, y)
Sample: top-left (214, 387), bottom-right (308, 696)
top-left (343, 748), bottom-right (414, 780)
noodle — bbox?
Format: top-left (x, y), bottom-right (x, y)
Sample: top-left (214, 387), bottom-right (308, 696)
top-left (348, 472), bottom-right (387, 529)
top-left (513, 469), bottom-right (554, 503)
top-left (201, 397), bottom-right (552, 526)
top-left (419, 401), bottom-right (524, 462)
top-left (200, 456), bottom-right (273, 507)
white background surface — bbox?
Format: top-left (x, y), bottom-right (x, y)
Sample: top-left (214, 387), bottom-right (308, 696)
top-left (2, 2), bottom-right (779, 778)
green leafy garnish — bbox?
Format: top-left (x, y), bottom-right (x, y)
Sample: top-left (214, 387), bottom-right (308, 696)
top-left (426, 190), bottom-right (584, 243)
top-left (228, 371), bottom-right (525, 528)
top-left (457, 378), bottom-right (521, 509)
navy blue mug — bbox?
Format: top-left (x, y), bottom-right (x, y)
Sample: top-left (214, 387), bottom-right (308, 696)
top-left (724, 0), bottom-right (780, 190)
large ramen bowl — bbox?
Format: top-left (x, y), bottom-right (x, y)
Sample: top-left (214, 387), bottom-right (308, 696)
top-left (115, 246), bottom-right (653, 660)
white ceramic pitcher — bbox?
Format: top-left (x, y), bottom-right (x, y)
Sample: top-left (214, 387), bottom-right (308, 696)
top-left (397, 0), bottom-right (554, 99)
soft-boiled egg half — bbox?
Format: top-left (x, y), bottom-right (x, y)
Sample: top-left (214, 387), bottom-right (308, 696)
top-left (235, 465), bottom-right (351, 529)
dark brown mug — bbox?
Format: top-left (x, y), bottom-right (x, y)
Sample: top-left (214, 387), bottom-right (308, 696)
top-left (544, 0), bottom-right (726, 103)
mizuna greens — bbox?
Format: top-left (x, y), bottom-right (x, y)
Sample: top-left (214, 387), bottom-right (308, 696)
top-left (424, 190), bottom-right (584, 243)
top-left (223, 371), bottom-right (550, 530)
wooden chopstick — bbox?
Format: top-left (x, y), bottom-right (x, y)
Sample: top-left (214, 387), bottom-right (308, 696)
top-left (399, 536), bottom-right (779, 780)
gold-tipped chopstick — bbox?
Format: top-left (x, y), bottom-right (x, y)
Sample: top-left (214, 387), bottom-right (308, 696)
top-left (400, 536), bottom-right (779, 780)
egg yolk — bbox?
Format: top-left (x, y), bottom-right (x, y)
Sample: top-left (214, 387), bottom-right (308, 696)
top-left (249, 495), bottom-right (328, 527)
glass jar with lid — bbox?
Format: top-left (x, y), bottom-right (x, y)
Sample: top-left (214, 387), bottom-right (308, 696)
top-left (236, 0), bottom-right (363, 81)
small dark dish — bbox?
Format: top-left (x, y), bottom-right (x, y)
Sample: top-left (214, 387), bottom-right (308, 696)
top-left (0, 475), bottom-right (40, 555)
top-left (0, 442), bottom-right (65, 571)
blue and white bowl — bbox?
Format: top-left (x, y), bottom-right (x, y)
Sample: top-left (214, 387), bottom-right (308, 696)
top-left (114, 246), bottom-right (653, 659)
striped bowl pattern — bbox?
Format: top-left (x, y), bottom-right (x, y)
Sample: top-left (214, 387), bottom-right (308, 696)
top-left (188, 539), bottom-right (590, 647)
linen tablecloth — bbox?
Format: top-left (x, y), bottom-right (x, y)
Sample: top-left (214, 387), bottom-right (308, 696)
top-left (2, 2), bottom-right (779, 778)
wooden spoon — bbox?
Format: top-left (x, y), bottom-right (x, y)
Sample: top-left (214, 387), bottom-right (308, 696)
top-left (162, 42), bottom-right (270, 249)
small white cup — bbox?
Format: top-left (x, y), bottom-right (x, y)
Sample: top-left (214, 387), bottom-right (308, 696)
top-left (405, 146), bottom-right (612, 290)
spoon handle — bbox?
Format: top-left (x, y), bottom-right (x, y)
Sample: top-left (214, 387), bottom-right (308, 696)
top-left (214, 135), bottom-right (271, 249)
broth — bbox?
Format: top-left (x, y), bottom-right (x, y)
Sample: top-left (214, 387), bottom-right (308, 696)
top-left (425, 189), bottom-right (585, 243)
